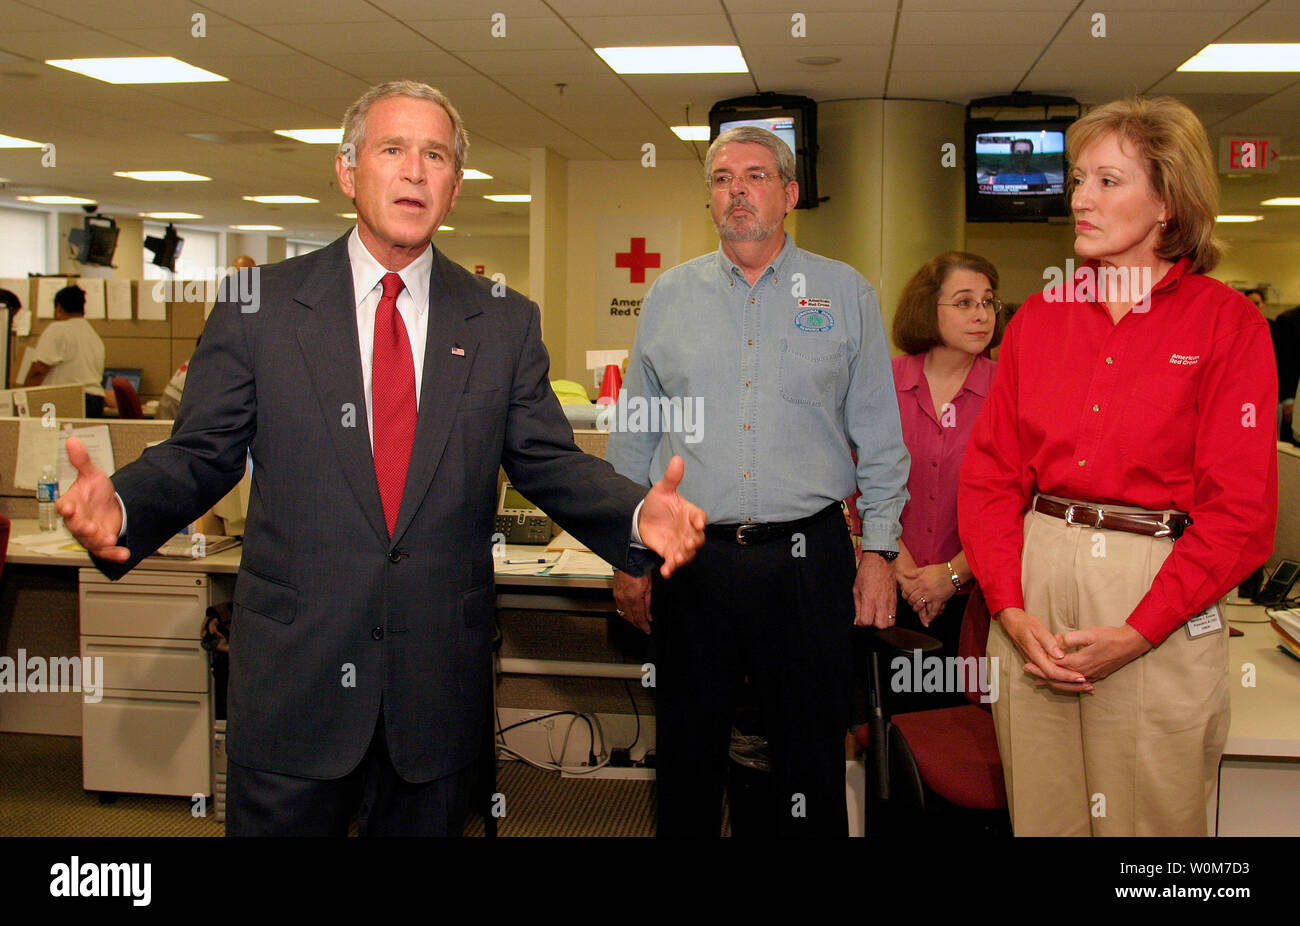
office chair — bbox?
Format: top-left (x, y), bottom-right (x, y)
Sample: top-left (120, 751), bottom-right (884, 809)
top-left (111, 377), bottom-right (144, 419)
top-left (876, 588), bottom-right (1010, 835)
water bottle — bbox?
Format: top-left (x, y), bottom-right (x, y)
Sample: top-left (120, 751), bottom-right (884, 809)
top-left (37, 465), bottom-right (60, 531)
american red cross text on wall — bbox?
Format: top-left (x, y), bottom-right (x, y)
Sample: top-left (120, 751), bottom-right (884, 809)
top-left (615, 237), bottom-right (661, 284)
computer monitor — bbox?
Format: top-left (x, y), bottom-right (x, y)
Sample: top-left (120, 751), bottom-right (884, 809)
top-left (103, 368), bottom-right (142, 392)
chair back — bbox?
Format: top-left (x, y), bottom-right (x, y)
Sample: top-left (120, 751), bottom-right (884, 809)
top-left (957, 585), bottom-right (993, 708)
top-left (112, 377), bottom-right (144, 419)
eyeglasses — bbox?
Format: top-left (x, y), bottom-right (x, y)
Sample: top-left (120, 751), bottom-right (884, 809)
top-left (710, 170), bottom-right (778, 189)
top-left (936, 297), bottom-right (1003, 315)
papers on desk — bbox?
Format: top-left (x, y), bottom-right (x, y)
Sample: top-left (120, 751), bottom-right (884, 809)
top-left (493, 548), bottom-right (561, 576)
top-left (546, 530), bottom-right (590, 552)
top-left (10, 526), bottom-right (85, 556)
top-left (547, 548), bottom-right (614, 578)
top-left (15, 422), bottom-right (115, 492)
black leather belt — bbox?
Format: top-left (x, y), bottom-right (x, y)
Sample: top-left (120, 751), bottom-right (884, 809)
top-left (706, 502), bottom-right (843, 546)
top-left (1033, 496), bottom-right (1192, 539)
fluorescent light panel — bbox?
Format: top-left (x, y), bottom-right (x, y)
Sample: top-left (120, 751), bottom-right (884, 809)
top-left (461, 169), bottom-right (492, 180)
top-left (17, 195), bottom-right (95, 204)
top-left (0, 133), bottom-right (42, 148)
top-left (1261, 197), bottom-right (1300, 206)
top-left (672, 126), bottom-right (711, 141)
top-left (232, 225), bottom-right (282, 231)
top-left (115, 170), bottom-right (209, 182)
top-left (1216, 214), bottom-right (1264, 223)
top-left (595, 46), bottom-right (748, 74)
top-left (46, 56), bottom-right (227, 83)
top-left (1178, 44), bottom-right (1300, 72)
top-left (275, 129), bottom-right (344, 144)
top-left (483, 194), bottom-right (531, 203)
top-left (140, 212), bottom-right (203, 219)
top-left (242, 195), bottom-right (319, 204)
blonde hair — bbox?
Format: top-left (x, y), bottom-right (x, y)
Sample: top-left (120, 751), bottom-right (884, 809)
top-left (1066, 96), bottom-right (1221, 273)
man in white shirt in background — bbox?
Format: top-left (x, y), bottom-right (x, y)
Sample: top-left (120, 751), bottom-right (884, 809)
top-left (23, 284), bottom-right (107, 416)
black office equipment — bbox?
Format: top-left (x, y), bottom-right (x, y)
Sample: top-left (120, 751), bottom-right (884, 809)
top-left (102, 368), bottom-right (143, 393)
top-left (965, 92), bottom-right (1079, 223)
top-left (144, 224), bottom-right (185, 271)
top-left (493, 481), bottom-right (553, 545)
top-left (1254, 559), bottom-right (1300, 605)
top-left (69, 215), bottom-right (119, 267)
top-left (709, 93), bottom-right (819, 210)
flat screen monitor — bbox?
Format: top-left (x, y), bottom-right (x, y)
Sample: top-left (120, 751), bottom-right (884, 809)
top-left (966, 119), bottom-right (1073, 222)
top-left (103, 368), bottom-right (142, 392)
top-left (69, 216), bottom-right (119, 267)
top-left (710, 94), bottom-right (818, 210)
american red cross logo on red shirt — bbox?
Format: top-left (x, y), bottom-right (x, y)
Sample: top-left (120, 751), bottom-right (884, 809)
top-left (615, 237), bottom-right (661, 284)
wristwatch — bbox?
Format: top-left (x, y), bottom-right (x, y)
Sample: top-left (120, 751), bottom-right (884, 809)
top-left (864, 550), bottom-right (899, 562)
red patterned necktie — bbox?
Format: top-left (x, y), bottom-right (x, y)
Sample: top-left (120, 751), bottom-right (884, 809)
top-left (372, 271), bottom-right (416, 538)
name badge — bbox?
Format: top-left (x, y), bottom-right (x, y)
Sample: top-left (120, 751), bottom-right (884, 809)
top-left (1185, 604), bottom-right (1224, 639)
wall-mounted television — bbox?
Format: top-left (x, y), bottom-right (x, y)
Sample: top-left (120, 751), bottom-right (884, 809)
top-left (966, 119), bottom-right (1073, 222)
top-left (69, 215), bottom-right (119, 267)
top-left (145, 223), bottom-right (185, 271)
top-left (709, 93), bottom-right (819, 210)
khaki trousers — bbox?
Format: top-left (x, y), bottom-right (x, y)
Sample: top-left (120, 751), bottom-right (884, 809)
top-left (986, 503), bottom-right (1230, 836)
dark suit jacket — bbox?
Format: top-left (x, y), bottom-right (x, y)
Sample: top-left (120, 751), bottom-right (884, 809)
top-left (102, 233), bottom-right (651, 781)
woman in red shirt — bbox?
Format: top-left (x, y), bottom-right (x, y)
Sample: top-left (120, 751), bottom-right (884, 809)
top-left (889, 252), bottom-right (1003, 711)
top-left (959, 97), bottom-right (1277, 836)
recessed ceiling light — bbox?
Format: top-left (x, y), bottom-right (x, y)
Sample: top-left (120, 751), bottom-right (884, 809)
top-left (231, 225), bottom-right (282, 231)
top-left (336, 212), bottom-right (357, 219)
top-left (0, 133), bottom-right (42, 148)
top-left (140, 212), bottom-right (203, 219)
top-left (461, 169), bottom-right (493, 180)
top-left (1178, 44), bottom-right (1300, 72)
top-left (672, 126), bottom-right (711, 141)
top-left (438, 225), bottom-right (454, 231)
top-left (595, 46), bottom-right (748, 75)
top-left (796, 56), bottom-right (841, 66)
top-left (274, 129), bottom-right (344, 144)
top-left (46, 56), bottom-right (227, 84)
top-left (17, 194), bottom-right (95, 204)
top-left (483, 194), bottom-right (531, 203)
top-left (1215, 214), bottom-right (1264, 223)
top-left (115, 170), bottom-right (210, 182)
top-left (1261, 197), bottom-right (1300, 206)
top-left (242, 195), bottom-right (319, 204)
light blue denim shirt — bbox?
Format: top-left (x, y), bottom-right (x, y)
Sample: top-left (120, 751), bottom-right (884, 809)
top-left (606, 233), bottom-right (909, 550)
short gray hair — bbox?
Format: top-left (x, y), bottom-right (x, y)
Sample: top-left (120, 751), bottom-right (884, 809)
top-left (341, 80), bottom-right (469, 175)
top-left (704, 126), bottom-right (796, 187)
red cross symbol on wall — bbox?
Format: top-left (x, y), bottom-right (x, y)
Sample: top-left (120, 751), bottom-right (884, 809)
top-left (615, 237), bottom-right (661, 284)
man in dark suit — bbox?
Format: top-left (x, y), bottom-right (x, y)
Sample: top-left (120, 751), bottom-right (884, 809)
top-left (56, 81), bottom-right (706, 836)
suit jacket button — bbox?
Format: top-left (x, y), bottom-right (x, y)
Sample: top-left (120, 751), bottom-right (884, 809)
top-left (388, 550), bottom-right (401, 563)
top-left (371, 627), bottom-right (384, 640)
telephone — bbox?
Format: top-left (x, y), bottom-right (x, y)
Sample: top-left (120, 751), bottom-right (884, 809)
top-left (1254, 559), bottom-right (1300, 606)
top-left (493, 481), bottom-right (554, 545)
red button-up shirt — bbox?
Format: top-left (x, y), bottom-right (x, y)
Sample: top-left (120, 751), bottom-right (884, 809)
top-left (894, 351), bottom-right (995, 566)
top-left (959, 257), bottom-right (1278, 645)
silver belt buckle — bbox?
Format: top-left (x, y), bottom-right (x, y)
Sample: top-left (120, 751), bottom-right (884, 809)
top-left (1063, 504), bottom-right (1085, 526)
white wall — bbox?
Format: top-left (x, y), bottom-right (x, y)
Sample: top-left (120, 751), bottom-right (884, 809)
top-left (434, 234), bottom-right (530, 300)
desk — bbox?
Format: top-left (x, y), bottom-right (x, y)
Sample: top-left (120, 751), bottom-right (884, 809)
top-left (1218, 601), bottom-right (1300, 836)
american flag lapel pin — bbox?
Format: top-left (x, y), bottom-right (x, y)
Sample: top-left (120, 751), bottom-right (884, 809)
top-left (451, 343), bottom-right (465, 356)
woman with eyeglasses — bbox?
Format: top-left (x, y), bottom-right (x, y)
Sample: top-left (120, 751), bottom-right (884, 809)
top-left (884, 252), bottom-right (1005, 711)
top-left (959, 97), bottom-right (1277, 835)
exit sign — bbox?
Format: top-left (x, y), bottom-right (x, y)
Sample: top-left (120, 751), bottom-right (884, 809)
top-left (1219, 135), bottom-right (1281, 174)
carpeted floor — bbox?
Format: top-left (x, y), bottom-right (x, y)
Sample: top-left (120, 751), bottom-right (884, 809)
top-left (0, 733), bottom-right (721, 837)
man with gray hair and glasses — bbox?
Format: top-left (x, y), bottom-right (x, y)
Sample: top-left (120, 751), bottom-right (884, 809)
top-left (608, 126), bottom-right (908, 835)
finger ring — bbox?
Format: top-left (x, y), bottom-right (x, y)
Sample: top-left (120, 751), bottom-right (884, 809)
top-left (919, 596), bottom-right (927, 605)
top-left (887, 614), bottom-right (895, 623)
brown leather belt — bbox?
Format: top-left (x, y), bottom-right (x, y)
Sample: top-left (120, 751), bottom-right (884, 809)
top-left (706, 502), bottom-right (843, 546)
top-left (1033, 496), bottom-right (1191, 539)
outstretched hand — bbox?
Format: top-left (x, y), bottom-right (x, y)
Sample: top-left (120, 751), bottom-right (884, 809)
top-left (54, 435), bottom-right (129, 563)
top-left (635, 455), bottom-right (707, 578)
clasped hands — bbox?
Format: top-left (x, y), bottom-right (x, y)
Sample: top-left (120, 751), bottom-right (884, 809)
top-left (997, 607), bottom-right (1153, 693)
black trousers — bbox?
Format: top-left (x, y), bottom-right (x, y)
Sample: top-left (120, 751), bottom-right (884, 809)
top-left (650, 505), bottom-right (855, 836)
top-left (225, 703), bottom-right (473, 836)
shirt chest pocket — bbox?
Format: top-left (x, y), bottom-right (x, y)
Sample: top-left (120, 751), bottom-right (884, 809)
top-left (778, 337), bottom-right (847, 408)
